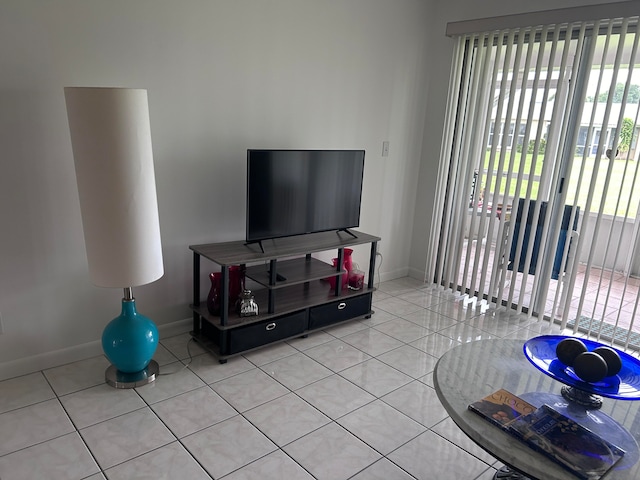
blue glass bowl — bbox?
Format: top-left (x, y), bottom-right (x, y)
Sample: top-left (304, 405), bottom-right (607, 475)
top-left (524, 335), bottom-right (640, 400)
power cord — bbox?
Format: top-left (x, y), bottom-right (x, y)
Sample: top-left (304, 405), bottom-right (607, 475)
top-left (157, 337), bottom-right (196, 376)
top-left (375, 251), bottom-right (384, 289)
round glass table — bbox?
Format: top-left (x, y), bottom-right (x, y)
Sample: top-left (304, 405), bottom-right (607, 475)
top-left (434, 339), bottom-right (640, 480)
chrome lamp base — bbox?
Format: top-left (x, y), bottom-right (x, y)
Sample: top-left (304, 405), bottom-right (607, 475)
top-left (105, 360), bottom-right (159, 389)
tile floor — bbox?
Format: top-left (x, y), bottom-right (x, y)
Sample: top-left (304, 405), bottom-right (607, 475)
top-left (461, 237), bottom-right (640, 340)
top-left (0, 277), bottom-right (589, 479)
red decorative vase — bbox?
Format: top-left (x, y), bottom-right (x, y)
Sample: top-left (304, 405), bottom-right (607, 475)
top-left (343, 248), bottom-right (354, 274)
top-left (228, 265), bottom-right (245, 307)
top-left (208, 267), bottom-right (246, 316)
top-left (207, 272), bottom-right (222, 316)
top-left (327, 257), bottom-right (349, 289)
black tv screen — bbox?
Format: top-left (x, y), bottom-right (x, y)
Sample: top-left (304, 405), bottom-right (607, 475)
top-left (246, 149), bottom-right (365, 243)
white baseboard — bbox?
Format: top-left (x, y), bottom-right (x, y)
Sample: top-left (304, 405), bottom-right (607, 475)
top-left (377, 266), bottom-right (410, 283)
top-left (406, 266), bottom-right (426, 282)
top-left (0, 317), bottom-right (192, 382)
top-left (158, 317), bottom-right (192, 339)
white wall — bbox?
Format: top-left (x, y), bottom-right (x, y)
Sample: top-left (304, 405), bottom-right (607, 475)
top-left (0, 0), bottom-right (433, 379)
top-left (408, 0), bottom-right (630, 281)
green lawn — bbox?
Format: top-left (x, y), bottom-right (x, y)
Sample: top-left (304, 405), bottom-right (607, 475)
top-left (481, 151), bottom-right (640, 217)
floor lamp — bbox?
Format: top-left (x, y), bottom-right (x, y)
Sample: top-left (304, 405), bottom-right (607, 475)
top-left (64, 87), bottom-right (164, 388)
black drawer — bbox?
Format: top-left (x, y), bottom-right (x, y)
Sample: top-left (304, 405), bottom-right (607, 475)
top-left (227, 311), bottom-right (307, 354)
top-left (308, 293), bottom-right (372, 330)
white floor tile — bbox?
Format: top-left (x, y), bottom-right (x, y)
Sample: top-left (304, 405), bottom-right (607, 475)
top-left (211, 367), bottom-right (289, 412)
top-left (80, 407), bottom-right (175, 470)
top-left (0, 399), bottom-right (75, 456)
top-left (135, 364), bottom-right (206, 404)
top-left (476, 466), bottom-right (500, 479)
top-left (437, 322), bottom-right (496, 344)
top-left (60, 383), bottom-right (146, 429)
top-left (43, 356), bottom-right (110, 396)
top-left (296, 374), bottom-right (375, 419)
top-left (381, 381), bottom-right (448, 428)
top-left (182, 415), bottom-right (277, 478)
top-left (261, 352), bottom-right (332, 390)
top-left (376, 345), bottom-right (438, 379)
top-left (373, 317), bottom-right (431, 343)
top-left (465, 312), bottom-right (536, 336)
top-left (431, 417), bottom-right (498, 465)
top-left (397, 289), bottom-right (448, 308)
top-left (222, 449), bottom-right (315, 480)
top-left (340, 358), bottom-right (413, 397)
top-left (0, 432), bottom-right (99, 480)
top-left (242, 341), bottom-right (299, 366)
top-left (372, 289), bottom-right (393, 302)
top-left (104, 441), bottom-right (210, 480)
top-left (303, 339), bottom-right (371, 372)
top-left (152, 343), bottom-right (181, 366)
top-left (350, 458), bottom-right (417, 479)
top-left (374, 297), bottom-right (425, 317)
top-left (340, 328), bottom-right (404, 357)
top-left (375, 278), bottom-right (424, 296)
top-left (400, 308), bottom-right (458, 330)
top-left (409, 332), bottom-right (462, 358)
top-left (243, 392), bottom-right (331, 446)
top-left (337, 399), bottom-right (426, 455)
top-left (323, 319), bottom-right (370, 338)
top-left (358, 308), bottom-right (399, 326)
top-left (286, 330), bottom-right (335, 350)
top-left (187, 352), bottom-right (255, 384)
top-left (284, 422), bottom-right (381, 480)
top-left (426, 300), bottom-right (484, 322)
top-left (0, 372), bottom-right (55, 414)
top-left (388, 431), bottom-right (489, 480)
top-left (160, 333), bottom-right (207, 360)
top-left (151, 386), bottom-right (237, 438)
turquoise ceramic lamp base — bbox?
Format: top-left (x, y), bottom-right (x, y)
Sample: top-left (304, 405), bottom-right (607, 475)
top-left (102, 289), bottom-right (159, 389)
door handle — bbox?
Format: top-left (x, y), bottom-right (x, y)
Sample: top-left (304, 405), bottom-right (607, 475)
top-left (266, 323), bottom-right (276, 331)
top-left (338, 302), bottom-right (347, 310)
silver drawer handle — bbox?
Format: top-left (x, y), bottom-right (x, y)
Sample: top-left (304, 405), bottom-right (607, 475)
top-left (338, 302), bottom-right (347, 310)
top-left (266, 323), bottom-right (276, 331)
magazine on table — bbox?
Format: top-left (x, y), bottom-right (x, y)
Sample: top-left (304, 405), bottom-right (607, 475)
top-left (467, 388), bottom-right (537, 429)
top-left (508, 404), bottom-right (625, 480)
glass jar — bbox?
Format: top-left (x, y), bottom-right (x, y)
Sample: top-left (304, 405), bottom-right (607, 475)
top-left (238, 289), bottom-right (259, 317)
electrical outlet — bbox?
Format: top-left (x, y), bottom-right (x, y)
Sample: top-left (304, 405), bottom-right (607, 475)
top-left (382, 141), bottom-right (390, 157)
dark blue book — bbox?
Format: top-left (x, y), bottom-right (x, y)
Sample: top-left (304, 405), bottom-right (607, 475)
top-left (508, 404), bottom-right (625, 480)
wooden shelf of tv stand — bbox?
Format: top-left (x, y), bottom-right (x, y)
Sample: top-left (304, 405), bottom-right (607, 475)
top-left (190, 230), bottom-right (380, 266)
top-left (189, 230), bottom-right (380, 362)
top-left (245, 257), bottom-right (344, 289)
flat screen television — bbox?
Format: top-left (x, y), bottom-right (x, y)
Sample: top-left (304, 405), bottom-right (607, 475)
top-left (246, 149), bottom-right (365, 244)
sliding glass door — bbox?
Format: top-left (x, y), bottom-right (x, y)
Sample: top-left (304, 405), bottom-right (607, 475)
top-left (428, 15), bottom-right (640, 348)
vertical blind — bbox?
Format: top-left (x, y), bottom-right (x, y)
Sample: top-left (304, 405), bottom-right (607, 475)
top-left (427, 15), bottom-right (640, 349)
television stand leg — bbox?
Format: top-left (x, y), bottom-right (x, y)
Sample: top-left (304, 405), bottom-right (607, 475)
top-left (337, 229), bottom-right (358, 239)
top-left (244, 240), bottom-right (265, 253)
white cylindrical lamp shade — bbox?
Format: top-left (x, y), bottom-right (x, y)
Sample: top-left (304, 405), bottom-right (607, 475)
top-left (64, 87), bottom-right (164, 288)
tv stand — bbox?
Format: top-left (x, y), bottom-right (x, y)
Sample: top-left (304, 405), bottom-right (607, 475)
top-left (189, 230), bottom-right (380, 363)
